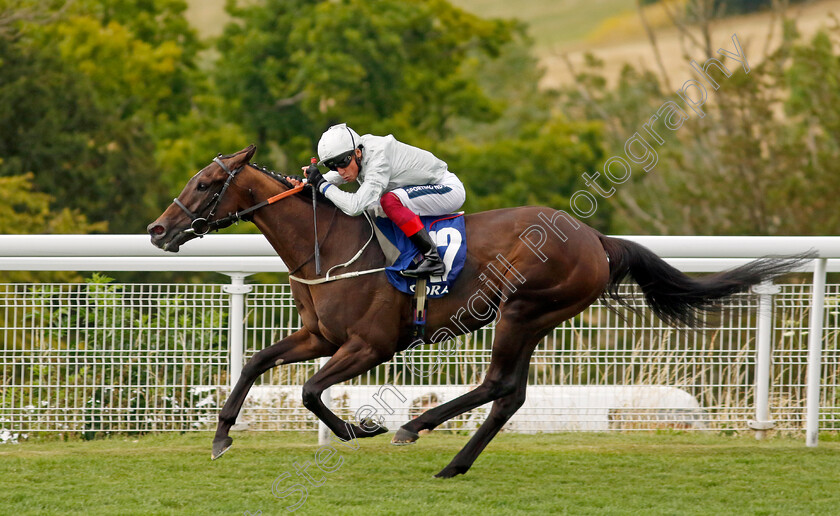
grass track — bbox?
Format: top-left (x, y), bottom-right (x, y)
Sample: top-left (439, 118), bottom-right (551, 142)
top-left (2, 432), bottom-right (838, 515)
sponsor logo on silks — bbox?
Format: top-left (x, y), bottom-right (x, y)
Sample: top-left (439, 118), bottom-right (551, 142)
top-left (409, 283), bottom-right (449, 296)
top-left (404, 184), bottom-right (452, 199)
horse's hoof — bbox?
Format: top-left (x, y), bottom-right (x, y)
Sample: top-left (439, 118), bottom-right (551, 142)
top-left (359, 418), bottom-right (388, 437)
top-left (434, 464), bottom-right (469, 478)
top-left (211, 436), bottom-right (233, 460)
top-left (391, 428), bottom-right (420, 446)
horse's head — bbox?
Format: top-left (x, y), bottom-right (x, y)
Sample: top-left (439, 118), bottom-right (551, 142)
top-left (147, 145), bottom-right (257, 252)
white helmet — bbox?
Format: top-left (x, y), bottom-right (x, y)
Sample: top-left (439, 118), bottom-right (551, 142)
top-left (317, 123), bottom-right (361, 165)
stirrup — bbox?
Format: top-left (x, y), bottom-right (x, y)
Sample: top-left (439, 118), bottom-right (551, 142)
top-left (400, 254), bottom-right (445, 278)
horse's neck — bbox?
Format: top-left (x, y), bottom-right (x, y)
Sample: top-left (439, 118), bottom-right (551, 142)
top-left (244, 169), bottom-right (373, 276)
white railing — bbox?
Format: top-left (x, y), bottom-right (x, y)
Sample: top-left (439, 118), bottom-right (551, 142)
top-left (1, 235), bottom-right (838, 444)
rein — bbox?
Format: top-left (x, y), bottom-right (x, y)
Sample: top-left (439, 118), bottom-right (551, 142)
top-left (286, 206), bottom-right (339, 276)
top-left (289, 212), bottom-right (385, 284)
top-left (211, 182), bottom-right (305, 230)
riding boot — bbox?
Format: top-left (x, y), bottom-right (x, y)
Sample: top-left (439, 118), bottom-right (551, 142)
top-left (401, 228), bottom-right (446, 278)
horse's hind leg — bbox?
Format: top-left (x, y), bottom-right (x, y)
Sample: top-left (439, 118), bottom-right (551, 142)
top-left (212, 328), bottom-right (333, 459)
top-left (393, 316), bottom-right (540, 444)
top-left (435, 363), bottom-right (530, 478)
top-left (429, 301), bottom-right (601, 477)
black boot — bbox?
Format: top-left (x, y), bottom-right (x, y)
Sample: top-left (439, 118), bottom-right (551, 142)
top-left (401, 228), bottom-right (446, 278)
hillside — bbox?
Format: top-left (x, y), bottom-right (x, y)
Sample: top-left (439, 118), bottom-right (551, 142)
top-left (541, 0), bottom-right (840, 89)
top-left (185, 0), bottom-right (840, 87)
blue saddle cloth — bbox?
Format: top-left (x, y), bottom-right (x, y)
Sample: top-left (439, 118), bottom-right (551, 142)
top-left (374, 214), bottom-right (466, 298)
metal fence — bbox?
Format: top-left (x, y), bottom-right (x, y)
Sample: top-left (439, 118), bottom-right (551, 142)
top-left (2, 235), bottom-right (839, 444)
top-left (2, 279), bottom-right (838, 438)
top-left (0, 283), bottom-right (229, 434)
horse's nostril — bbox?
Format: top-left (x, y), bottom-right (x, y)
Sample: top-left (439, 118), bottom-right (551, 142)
top-left (150, 225), bottom-right (165, 236)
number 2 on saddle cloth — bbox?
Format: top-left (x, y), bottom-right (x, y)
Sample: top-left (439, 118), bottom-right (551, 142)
top-left (373, 213), bottom-right (467, 339)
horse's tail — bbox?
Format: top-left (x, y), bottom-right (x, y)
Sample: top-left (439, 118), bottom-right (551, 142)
top-left (597, 235), bottom-right (814, 328)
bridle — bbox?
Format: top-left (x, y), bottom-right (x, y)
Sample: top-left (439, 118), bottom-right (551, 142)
top-left (174, 156), bottom-right (243, 236)
top-left (171, 153), bottom-right (372, 279)
top-left (173, 156), bottom-right (303, 236)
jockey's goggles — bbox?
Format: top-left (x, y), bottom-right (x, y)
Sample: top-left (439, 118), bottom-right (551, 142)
top-left (324, 150), bottom-right (355, 171)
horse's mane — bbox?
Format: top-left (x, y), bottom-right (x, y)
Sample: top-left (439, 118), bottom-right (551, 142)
top-left (248, 162), bottom-right (336, 208)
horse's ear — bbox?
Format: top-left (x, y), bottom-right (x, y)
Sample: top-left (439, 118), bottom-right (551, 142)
top-left (242, 144), bottom-right (257, 163)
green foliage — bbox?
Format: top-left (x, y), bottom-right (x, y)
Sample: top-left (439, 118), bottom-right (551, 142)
top-left (0, 173), bottom-right (106, 235)
top-left (698, 0), bottom-right (809, 18)
top-left (440, 118), bottom-right (608, 223)
top-left (216, 0), bottom-right (516, 165)
top-left (433, 31), bottom-right (609, 220)
top-left (153, 94), bottom-right (254, 194)
top-left (213, 0), bottom-right (606, 218)
top-left (0, 0), bottom-right (207, 233)
top-left (53, 17), bottom-right (185, 120)
top-left (7, 0), bottom-right (837, 241)
top-left (555, 25), bottom-right (840, 236)
top-left (72, 0), bottom-right (201, 55)
top-left (0, 173), bottom-right (105, 282)
top-left (0, 0), bottom-right (605, 237)
top-left (7, 277), bottom-right (228, 433)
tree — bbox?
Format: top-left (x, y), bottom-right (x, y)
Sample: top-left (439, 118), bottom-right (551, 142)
top-left (439, 117), bottom-right (609, 227)
top-left (0, 0), bottom-right (609, 239)
top-left (213, 0), bottom-right (607, 223)
top-left (555, 23), bottom-right (840, 236)
top-left (215, 0), bottom-right (516, 166)
top-left (0, 172), bottom-right (106, 281)
top-left (0, 172), bottom-right (106, 234)
top-left (0, 0), bottom-right (205, 233)
top-left (434, 29), bottom-right (609, 224)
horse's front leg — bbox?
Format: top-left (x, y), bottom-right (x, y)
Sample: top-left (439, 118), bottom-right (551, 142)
top-left (301, 336), bottom-right (394, 440)
top-left (212, 328), bottom-right (333, 459)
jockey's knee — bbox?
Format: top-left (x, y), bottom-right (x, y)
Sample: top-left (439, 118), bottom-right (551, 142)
top-left (379, 191), bottom-right (405, 211)
top-left (455, 184), bottom-right (466, 207)
top-left (380, 192), bottom-right (422, 236)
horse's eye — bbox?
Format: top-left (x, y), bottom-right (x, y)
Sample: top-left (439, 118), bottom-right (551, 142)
top-left (197, 182), bottom-right (209, 191)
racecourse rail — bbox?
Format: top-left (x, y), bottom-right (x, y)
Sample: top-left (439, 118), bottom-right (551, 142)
top-left (1, 235), bottom-right (839, 445)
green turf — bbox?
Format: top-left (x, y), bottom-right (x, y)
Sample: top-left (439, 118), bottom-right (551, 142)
top-left (2, 431), bottom-right (838, 515)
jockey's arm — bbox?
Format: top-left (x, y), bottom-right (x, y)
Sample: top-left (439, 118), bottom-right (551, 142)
top-left (321, 176), bottom-right (386, 216)
top-left (320, 148), bottom-right (391, 216)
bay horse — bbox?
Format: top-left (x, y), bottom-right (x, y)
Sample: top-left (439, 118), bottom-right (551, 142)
top-left (147, 145), bottom-right (807, 478)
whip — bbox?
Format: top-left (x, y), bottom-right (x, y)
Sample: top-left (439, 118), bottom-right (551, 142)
top-left (307, 157), bottom-right (322, 275)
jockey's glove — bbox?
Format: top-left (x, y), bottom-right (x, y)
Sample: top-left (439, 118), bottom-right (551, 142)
top-left (306, 166), bottom-right (327, 193)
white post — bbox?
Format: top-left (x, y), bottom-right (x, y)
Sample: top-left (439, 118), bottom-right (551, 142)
top-left (749, 281), bottom-right (779, 439)
top-left (222, 273), bottom-right (253, 390)
top-left (805, 258), bottom-right (828, 447)
top-left (318, 356), bottom-right (332, 445)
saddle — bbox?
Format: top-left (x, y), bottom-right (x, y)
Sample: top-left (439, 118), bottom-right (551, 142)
top-left (371, 212), bottom-right (466, 298)
top-left (372, 212), bottom-right (467, 342)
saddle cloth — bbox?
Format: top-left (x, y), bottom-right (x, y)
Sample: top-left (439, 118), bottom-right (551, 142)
top-left (372, 213), bottom-right (466, 298)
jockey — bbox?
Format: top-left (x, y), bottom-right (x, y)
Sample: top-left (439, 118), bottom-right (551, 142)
top-left (305, 123), bottom-right (465, 278)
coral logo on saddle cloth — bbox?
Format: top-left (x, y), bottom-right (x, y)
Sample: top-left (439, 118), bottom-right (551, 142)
top-left (374, 214), bottom-right (466, 298)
